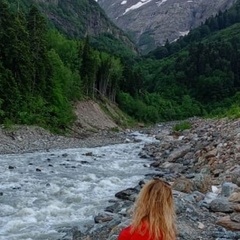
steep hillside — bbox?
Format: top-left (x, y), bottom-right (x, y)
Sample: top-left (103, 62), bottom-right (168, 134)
top-left (97, 0), bottom-right (236, 53)
top-left (73, 100), bottom-right (131, 132)
top-left (6, 0), bottom-right (137, 52)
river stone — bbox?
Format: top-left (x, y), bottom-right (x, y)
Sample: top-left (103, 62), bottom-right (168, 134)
top-left (205, 148), bottom-right (217, 159)
top-left (192, 173), bottom-right (211, 193)
top-left (115, 188), bottom-right (139, 201)
top-left (161, 162), bottom-right (184, 173)
top-left (234, 204), bottom-right (240, 212)
top-left (210, 198), bottom-right (234, 213)
top-left (105, 202), bottom-right (123, 213)
top-left (172, 177), bottom-right (193, 193)
top-left (228, 192), bottom-right (240, 203)
top-left (216, 215), bottom-right (240, 231)
top-left (230, 212), bottom-right (240, 223)
top-left (94, 214), bottom-right (113, 223)
top-left (166, 145), bottom-right (191, 162)
top-left (221, 182), bottom-right (239, 197)
top-left (230, 167), bottom-right (240, 187)
top-left (174, 198), bottom-right (187, 214)
top-left (150, 160), bottom-right (161, 168)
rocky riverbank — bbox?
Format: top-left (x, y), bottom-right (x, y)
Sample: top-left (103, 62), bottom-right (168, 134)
top-left (70, 118), bottom-right (240, 240)
top-left (0, 99), bottom-right (130, 155)
top-left (0, 125), bottom-right (128, 155)
top-left (1, 118), bottom-right (240, 239)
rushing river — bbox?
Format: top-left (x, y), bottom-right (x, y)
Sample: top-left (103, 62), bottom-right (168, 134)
top-left (0, 132), bottom-right (158, 240)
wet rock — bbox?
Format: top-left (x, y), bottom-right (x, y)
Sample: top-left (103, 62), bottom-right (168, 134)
top-left (115, 188), bottom-right (139, 201)
top-left (84, 152), bottom-right (93, 156)
top-left (138, 152), bottom-right (149, 158)
top-left (94, 214), bottom-right (113, 223)
top-left (105, 202), bottom-right (123, 213)
top-left (80, 161), bottom-right (89, 164)
top-left (150, 160), bottom-right (161, 168)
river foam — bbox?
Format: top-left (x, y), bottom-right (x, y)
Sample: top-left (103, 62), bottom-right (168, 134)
top-left (0, 132), bottom-right (158, 240)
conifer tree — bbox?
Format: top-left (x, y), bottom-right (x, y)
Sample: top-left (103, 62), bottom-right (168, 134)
top-left (27, 6), bottom-right (49, 94)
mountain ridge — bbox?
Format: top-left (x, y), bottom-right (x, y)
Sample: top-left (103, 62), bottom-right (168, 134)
top-left (97, 0), bottom-right (237, 53)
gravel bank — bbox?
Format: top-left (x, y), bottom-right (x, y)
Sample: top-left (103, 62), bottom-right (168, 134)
top-left (0, 125), bottom-right (128, 155)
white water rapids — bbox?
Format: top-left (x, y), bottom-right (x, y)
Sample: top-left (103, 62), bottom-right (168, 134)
top-left (0, 132), bottom-right (158, 240)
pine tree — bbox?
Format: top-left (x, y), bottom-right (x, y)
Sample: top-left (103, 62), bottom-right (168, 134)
top-left (27, 6), bottom-right (49, 94)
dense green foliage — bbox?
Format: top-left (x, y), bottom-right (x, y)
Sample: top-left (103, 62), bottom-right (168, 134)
top-left (117, 0), bottom-right (240, 123)
top-left (6, 0), bottom-right (136, 54)
top-left (2, 0), bottom-right (240, 131)
top-left (6, 0), bottom-right (111, 36)
top-left (0, 1), bottom-right (125, 131)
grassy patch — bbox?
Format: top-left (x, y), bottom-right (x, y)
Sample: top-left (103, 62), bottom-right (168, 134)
top-left (109, 127), bottom-right (120, 132)
top-left (173, 121), bottom-right (192, 131)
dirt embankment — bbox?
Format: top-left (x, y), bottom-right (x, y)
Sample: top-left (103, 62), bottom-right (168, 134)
top-left (73, 100), bottom-right (119, 132)
top-left (0, 100), bottom-right (129, 154)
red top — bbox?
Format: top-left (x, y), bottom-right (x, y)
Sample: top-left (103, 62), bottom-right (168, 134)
top-left (118, 223), bottom-right (160, 240)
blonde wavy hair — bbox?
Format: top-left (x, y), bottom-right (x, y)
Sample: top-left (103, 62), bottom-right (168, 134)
top-left (131, 179), bottom-right (176, 240)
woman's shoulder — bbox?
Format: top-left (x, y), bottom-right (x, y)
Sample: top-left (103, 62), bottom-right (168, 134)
top-left (118, 226), bottom-right (132, 240)
top-left (118, 223), bottom-right (155, 240)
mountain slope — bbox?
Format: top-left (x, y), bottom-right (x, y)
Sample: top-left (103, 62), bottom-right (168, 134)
top-left (97, 0), bottom-right (237, 53)
top-left (7, 0), bottom-right (137, 52)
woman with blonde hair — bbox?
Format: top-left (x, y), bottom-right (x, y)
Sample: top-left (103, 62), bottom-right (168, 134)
top-left (118, 178), bottom-right (176, 240)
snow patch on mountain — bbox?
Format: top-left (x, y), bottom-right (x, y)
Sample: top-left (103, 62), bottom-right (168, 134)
top-left (98, 0), bottom-right (236, 53)
top-left (123, 0), bottom-right (152, 15)
top-left (179, 30), bottom-right (190, 36)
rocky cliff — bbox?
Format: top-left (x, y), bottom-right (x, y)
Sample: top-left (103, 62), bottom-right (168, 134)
top-left (97, 0), bottom-right (237, 53)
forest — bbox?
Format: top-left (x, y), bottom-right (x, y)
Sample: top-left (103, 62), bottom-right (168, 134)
top-left (1, 0), bottom-right (240, 131)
